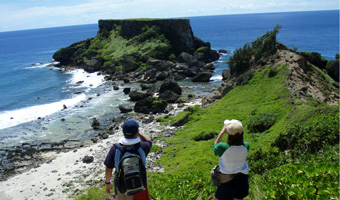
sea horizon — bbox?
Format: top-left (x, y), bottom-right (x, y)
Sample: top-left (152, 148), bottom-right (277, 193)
top-left (0, 9), bottom-right (338, 33)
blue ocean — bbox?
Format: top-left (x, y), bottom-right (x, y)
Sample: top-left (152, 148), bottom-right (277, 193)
top-left (0, 10), bottom-right (338, 149)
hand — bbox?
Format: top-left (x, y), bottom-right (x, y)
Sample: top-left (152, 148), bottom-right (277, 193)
top-left (106, 183), bottom-right (112, 194)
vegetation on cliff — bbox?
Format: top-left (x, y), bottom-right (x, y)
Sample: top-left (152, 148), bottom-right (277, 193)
top-left (76, 26), bottom-right (339, 200)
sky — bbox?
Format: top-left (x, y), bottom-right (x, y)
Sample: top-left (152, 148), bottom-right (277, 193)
top-left (0, 0), bottom-right (338, 32)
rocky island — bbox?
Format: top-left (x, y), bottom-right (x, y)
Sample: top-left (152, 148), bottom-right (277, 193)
top-left (53, 19), bottom-right (220, 83)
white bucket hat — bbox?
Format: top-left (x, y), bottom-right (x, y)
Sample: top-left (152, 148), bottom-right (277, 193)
top-left (224, 119), bottom-right (243, 135)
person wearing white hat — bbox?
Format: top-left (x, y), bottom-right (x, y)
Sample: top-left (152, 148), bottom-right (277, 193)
top-left (213, 119), bottom-right (249, 200)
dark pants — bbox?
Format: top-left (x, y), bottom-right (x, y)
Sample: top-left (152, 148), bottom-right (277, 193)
top-left (215, 174), bottom-right (249, 200)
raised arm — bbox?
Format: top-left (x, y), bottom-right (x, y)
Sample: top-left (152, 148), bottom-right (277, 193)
top-left (214, 125), bottom-right (227, 145)
top-left (137, 131), bottom-right (151, 142)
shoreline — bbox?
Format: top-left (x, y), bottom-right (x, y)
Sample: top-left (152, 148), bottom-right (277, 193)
top-left (0, 95), bottom-right (203, 200)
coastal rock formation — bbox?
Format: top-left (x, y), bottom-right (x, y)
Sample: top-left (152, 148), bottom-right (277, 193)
top-left (119, 105), bottom-right (133, 113)
top-left (134, 97), bottom-right (167, 114)
top-left (129, 90), bottom-right (151, 101)
top-left (53, 19), bottom-right (219, 83)
top-left (159, 79), bottom-right (182, 95)
top-left (159, 90), bottom-right (180, 103)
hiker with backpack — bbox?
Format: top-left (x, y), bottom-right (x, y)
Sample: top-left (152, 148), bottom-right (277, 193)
top-left (212, 119), bottom-right (249, 200)
top-left (104, 119), bottom-right (152, 200)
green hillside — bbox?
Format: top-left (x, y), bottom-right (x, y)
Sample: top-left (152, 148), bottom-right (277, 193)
top-left (76, 26), bottom-right (339, 200)
top-left (148, 64), bottom-right (338, 199)
top-left (146, 27), bottom-right (339, 200)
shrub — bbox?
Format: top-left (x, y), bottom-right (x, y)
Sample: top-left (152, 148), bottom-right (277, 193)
top-left (236, 70), bottom-right (254, 85)
top-left (103, 60), bottom-right (113, 68)
top-left (262, 145), bottom-right (339, 199)
top-left (273, 116), bottom-right (339, 157)
top-left (247, 112), bottom-right (277, 133)
top-left (228, 25), bottom-right (281, 75)
top-left (193, 132), bottom-right (217, 141)
top-left (268, 67), bottom-right (278, 77)
top-left (168, 53), bottom-right (176, 61)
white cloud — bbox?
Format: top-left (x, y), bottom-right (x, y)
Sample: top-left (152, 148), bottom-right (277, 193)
top-left (0, 0), bottom-right (337, 31)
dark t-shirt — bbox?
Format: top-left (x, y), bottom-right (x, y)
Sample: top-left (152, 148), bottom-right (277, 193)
top-left (104, 141), bottom-right (152, 169)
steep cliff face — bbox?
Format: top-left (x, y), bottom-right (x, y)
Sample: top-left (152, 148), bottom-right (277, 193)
top-left (98, 19), bottom-right (195, 54)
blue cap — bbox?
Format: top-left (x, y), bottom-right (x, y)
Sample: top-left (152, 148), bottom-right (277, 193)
top-left (122, 120), bottom-right (139, 136)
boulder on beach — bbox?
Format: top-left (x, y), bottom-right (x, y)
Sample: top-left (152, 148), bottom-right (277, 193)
top-left (123, 87), bottom-right (131, 94)
top-left (82, 155), bottom-right (94, 164)
top-left (178, 52), bottom-right (202, 67)
top-left (129, 91), bottom-right (151, 101)
top-left (134, 97), bottom-right (167, 114)
top-left (159, 79), bottom-right (182, 95)
top-left (119, 105), bottom-right (133, 113)
top-left (192, 72), bottom-right (212, 82)
top-left (159, 90), bottom-right (180, 103)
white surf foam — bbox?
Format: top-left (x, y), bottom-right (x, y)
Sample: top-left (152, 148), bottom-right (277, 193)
top-left (0, 94), bottom-right (86, 130)
top-left (24, 63), bottom-right (51, 69)
top-left (210, 74), bottom-right (223, 81)
top-left (66, 69), bottom-right (106, 90)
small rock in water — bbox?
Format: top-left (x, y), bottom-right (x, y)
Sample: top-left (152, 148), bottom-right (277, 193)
top-left (91, 118), bottom-right (100, 129)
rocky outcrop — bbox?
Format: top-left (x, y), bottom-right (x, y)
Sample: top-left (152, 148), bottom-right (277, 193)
top-left (134, 97), bottom-right (168, 114)
top-left (119, 105), bottom-right (133, 113)
top-left (159, 79), bottom-right (182, 95)
top-left (192, 72), bottom-right (213, 82)
top-left (53, 19), bottom-right (219, 83)
top-left (159, 90), bottom-right (180, 103)
top-left (129, 91), bottom-right (151, 101)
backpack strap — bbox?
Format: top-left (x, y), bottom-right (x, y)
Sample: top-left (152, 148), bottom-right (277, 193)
top-left (137, 145), bottom-right (146, 166)
top-left (132, 143), bottom-right (147, 166)
top-left (114, 143), bottom-right (147, 168)
top-left (114, 144), bottom-right (123, 171)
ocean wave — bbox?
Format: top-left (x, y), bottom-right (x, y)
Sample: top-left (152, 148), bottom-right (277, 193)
top-left (210, 74), bottom-right (223, 81)
top-left (0, 94), bottom-right (86, 130)
top-left (0, 68), bottom-right (106, 130)
top-left (24, 61), bottom-right (59, 69)
top-left (66, 69), bottom-right (106, 90)
top-left (24, 63), bottom-right (51, 69)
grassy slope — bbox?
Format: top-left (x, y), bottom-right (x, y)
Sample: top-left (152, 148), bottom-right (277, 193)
top-left (147, 63), bottom-right (339, 199)
top-left (84, 26), bottom-right (172, 65)
top-left (157, 64), bottom-right (291, 174)
top-left (75, 62), bottom-right (338, 200)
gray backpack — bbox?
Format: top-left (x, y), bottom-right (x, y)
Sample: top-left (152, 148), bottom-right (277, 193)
top-left (114, 143), bottom-right (147, 195)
